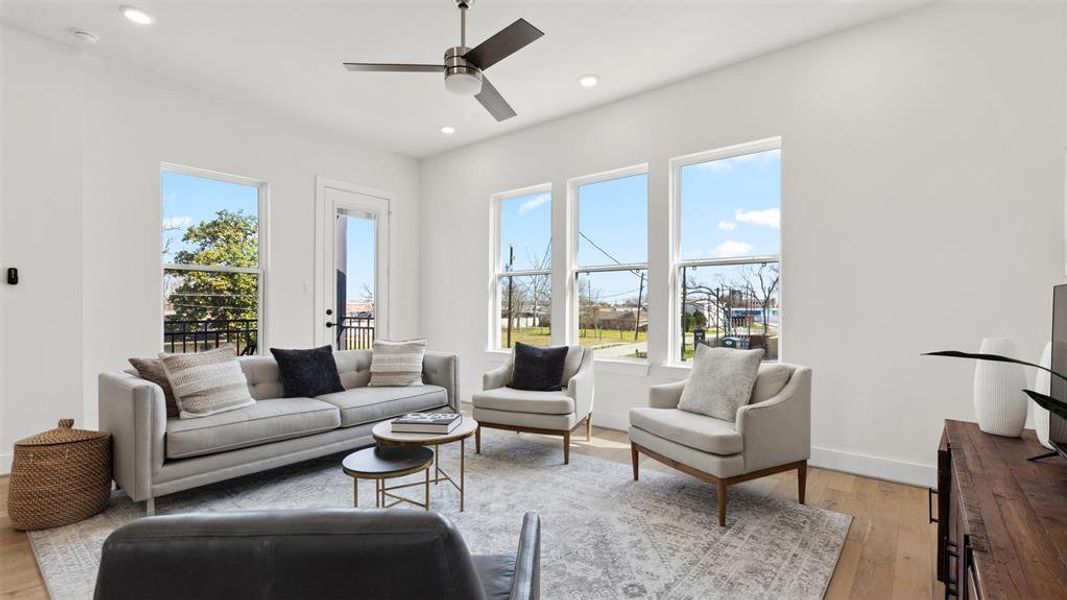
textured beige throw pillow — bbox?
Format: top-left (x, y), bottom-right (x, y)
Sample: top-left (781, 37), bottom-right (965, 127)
top-left (159, 345), bottom-right (255, 419)
top-left (678, 345), bottom-right (764, 421)
top-left (368, 339), bottom-right (427, 387)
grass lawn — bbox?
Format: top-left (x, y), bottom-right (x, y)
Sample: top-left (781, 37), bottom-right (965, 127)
top-left (500, 327), bottom-right (648, 349)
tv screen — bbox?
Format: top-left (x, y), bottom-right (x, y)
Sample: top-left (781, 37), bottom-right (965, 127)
top-left (1050, 284), bottom-right (1067, 447)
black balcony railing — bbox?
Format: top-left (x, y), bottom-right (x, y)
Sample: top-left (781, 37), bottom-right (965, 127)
top-left (164, 319), bottom-right (258, 355)
top-left (337, 316), bottom-right (374, 350)
top-left (163, 316), bottom-right (374, 355)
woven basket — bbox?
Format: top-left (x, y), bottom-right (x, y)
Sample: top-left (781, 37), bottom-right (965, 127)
top-left (8, 419), bottom-right (112, 531)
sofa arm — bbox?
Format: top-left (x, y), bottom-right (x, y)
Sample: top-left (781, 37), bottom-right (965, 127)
top-left (510, 512), bottom-right (541, 600)
top-left (649, 379), bottom-right (687, 409)
top-left (99, 372), bottom-right (167, 502)
top-left (423, 352), bottom-right (460, 412)
top-left (483, 359), bottom-right (513, 391)
top-left (735, 366), bottom-right (811, 473)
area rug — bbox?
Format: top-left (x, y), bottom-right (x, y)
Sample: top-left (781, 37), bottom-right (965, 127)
top-left (28, 430), bottom-right (851, 599)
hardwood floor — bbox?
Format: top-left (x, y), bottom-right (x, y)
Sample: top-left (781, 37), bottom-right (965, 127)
top-left (0, 427), bottom-right (940, 599)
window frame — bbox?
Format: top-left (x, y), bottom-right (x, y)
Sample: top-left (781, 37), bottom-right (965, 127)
top-left (160, 162), bottom-right (270, 354)
top-left (669, 137), bottom-right (782, 365)
top-left (567, 163), bottom-right (650, 363)
top-left (488, 182), bottom-right (553, 351)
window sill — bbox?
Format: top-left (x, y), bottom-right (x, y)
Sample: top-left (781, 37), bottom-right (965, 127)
top-left (484, 350), bottom-right (511, 363)
top-left (594, 358), bottom-right (651, 377)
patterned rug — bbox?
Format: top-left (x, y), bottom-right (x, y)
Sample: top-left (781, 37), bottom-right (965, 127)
top-left (28, 430), bottom-right (850, 599)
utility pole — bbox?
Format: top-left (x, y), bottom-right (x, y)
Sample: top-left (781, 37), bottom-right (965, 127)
top-left (506, 245), bottom-right (515, 348)
top-left (633, 272), bottom-right (645, 342)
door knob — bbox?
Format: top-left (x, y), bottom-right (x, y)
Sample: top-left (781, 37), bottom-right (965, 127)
top-left (325, 321), bottom-right (336, 328)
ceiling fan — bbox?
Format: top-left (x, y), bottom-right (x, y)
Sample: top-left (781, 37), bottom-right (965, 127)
top-left (343, 0), bottom-right (544, 122)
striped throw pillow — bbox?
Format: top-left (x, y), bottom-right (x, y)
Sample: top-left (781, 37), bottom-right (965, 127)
top-left (368, 339), bottom-right (427, 387)
top-left (159, 345), bottom-right (256, 419)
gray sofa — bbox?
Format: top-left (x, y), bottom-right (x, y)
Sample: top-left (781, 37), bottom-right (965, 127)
top-left (99, 349), bottom-right (459, 514)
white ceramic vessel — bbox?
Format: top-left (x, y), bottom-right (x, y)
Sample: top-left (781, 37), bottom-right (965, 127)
top-left (973, 337), bottom-right (1027, 437)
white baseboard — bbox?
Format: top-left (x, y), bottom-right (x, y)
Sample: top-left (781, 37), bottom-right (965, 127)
top-left (0, 452), bottom-right (11, 476)
top-left (464, 405), bottom-right (936, 488)
top-left (810, 446), bottom-right (935, 488)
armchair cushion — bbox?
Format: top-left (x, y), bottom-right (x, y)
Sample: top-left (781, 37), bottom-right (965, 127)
top-left (678, 345), bottom-right (762, 421)
top-left (751, 364), bottom-right (793, 403)
top-left (510, 343), bottom-right (569, 392)
top-left (472, 387), bottom-right (574, 415)
top-left (630, 407), bottom-right (743, 455)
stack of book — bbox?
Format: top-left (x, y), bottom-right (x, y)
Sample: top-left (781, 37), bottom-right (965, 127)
top-left (391, 413), bottom-right (462, 434)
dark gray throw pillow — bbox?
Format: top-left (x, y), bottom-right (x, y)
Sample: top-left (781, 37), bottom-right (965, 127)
top-left (270, 346), bottom-right (345, 398)
top-left (509, 343), bottom-right (569, 392)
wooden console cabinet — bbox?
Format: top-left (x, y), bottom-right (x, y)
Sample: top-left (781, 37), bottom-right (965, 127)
top-left (936, 420), bottom-right (1067, 599)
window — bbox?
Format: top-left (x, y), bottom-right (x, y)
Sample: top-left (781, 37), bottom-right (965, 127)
top-left (162, 166), bottom-right (266, 355)
top-left (673, 139), bottom-right (781, 362)
top-left (492, 186), bottom-right (552, 349)
top-left (572, 167), bottom-right (649, 361)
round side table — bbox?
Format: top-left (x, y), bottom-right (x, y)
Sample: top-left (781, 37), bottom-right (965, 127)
top-left (342, 446), bottom-right (434, 509)
top-left (372, 417), bottom-right (478, 511)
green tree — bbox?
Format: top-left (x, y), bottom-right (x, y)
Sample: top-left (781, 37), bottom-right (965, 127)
top-left (167, 210), bottom-right (259, 323)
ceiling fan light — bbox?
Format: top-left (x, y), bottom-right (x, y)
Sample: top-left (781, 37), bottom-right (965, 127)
top-left (120, 5), bottom-right (154, 25)
top-left (445, 71), bottom-right (483, 96)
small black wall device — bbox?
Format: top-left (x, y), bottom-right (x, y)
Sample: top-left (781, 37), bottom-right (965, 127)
top-left (6, 267), bottom-right (18, 285)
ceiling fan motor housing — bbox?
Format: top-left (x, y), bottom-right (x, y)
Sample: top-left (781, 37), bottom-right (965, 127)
top-left (443, 46), bottom-right (483, 95)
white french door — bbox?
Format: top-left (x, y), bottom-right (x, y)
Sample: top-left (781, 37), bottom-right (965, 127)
top-left (315, 177), bottom-right (391, 348)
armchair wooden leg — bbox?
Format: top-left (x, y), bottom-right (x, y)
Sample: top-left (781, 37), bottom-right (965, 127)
top-left (586, 414), bottom-right (592, 442)
top-left (798, 461), bottom-right (807, 505)
top-left (563, 430), bottom-right (571, 465)
top-left (631, 444), bottom-right (639, 481)
top-left (475, 424), bottom-right (481, 454)
top-left (717, 481), bottom-right (728, 527)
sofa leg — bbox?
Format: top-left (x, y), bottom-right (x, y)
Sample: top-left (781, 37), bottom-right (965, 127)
top-left (798, 461), bottom-right (807, 505)
top-left (717, 482), bottom-right (727, 527)
top-left (631, 444), bottom-right (639, 481)
top-left (586, 414), bottom-right (592, 442)
top-left (146, 497), bottom-right (155, 517)
top-left (475, 425), bottom-right (481, 454)
top-left (563, 430), bottom-right (571, 465)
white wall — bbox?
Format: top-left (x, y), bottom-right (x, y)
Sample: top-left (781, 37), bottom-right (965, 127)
top-left (0, 28), bottom-right (423, 473)
top-left (419, 2), bottom-right (1067, 486)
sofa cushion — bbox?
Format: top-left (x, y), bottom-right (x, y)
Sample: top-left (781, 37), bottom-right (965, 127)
top-left (270, 346), bottom-right (345, 398)
top-left (629, 407), bottom-right (743, 455)
top-left (160, 345), bottom-right (256, 419)
top-left (315, 385), bottom-right (448, 428)
top-left (166, 398), bottom-right (341, 459)
top-left (368, 339), bottom-right (427, 387)
top-left (471, 387), bottom-right (574, 415)
top-left (239, 356), bottom-right (286, 400)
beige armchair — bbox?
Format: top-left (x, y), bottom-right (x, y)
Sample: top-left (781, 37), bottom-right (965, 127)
top-left (629, 363), bottom-right (811, 526)
top-left (473, 346), bottom-right (594, 464)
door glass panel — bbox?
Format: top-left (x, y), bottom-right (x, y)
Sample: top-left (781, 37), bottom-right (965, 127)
top-left (335, 210), bottom-right (376, 350)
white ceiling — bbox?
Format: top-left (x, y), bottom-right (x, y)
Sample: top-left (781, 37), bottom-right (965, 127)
top-left (1, 1), bottom-right (923, 157)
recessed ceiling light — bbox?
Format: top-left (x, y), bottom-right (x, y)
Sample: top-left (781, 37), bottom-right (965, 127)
top-left (120, 5), bottom-right (154, 25)
top-left (578, 74), bottom-right (599, 88)
top-left (440, 126), bottom-right (456, 135)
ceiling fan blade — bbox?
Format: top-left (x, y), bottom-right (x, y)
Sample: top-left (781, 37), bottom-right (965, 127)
top-left (475, 76), bottom-right (517, 122)
top-left (464, 18), bottom-right (544, 70)
top-left (343, 63), bottom-right (443, 73)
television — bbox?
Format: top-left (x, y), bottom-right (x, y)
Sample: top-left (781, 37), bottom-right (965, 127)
top-left (1048, 284), bottom-right (1067, 456)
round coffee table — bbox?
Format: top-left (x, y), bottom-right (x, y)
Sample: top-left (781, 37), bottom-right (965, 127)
top-left (372, 417), bottom-right (478, 511)
top-left (342, 446), bottom-right (434, 509)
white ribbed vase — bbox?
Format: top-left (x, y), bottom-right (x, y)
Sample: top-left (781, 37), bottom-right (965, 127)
top-left (1033, 342), bottom-right (1054, 449)
top-left (973, 337), bottom-right (1027, 437)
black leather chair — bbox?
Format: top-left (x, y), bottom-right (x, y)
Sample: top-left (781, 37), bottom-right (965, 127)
top-left (94, 509), bottom-right (540, 600)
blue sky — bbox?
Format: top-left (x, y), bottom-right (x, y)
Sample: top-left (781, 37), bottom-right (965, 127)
top-left (344, 215), bottom-right (375, 303)
top-left (161, 171), bottom-right (259, 266)
top-left (499, 148), bottom-right (780, 306)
